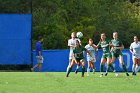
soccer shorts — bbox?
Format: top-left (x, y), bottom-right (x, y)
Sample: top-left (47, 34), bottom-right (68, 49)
top-left (102, 53), bottom-right (112, 58)
top-left (111, 52), bottom-right (123, 58)
top-left (36, 56), bottom-right (43, 64)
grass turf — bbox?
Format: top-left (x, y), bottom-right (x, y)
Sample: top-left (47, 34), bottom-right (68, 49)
top-left (0, 72), bottom-right (140, 93)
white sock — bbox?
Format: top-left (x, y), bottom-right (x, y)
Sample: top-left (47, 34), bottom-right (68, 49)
top-left (76, 65), bottom-right (80, 69)
top-left (132, 64), bottom-right (136, 73)
top-left (66, 60), bottom-right (71, 72)
top-left (87, 68), bottom-right (90, 74)
top-left (93, 69), bottom-right (95, 72)
top-left (66, 65), bottom-right (70, 72)
top-left (135, 66), bottom-right (140, 73)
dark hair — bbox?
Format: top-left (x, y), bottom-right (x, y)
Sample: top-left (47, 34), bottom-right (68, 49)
top-left (76, 40), bottom-right (80, 44)
top-left (38, 36), bottom-right (43, 41)
top-left (100, 33), bottom-right (106, 42)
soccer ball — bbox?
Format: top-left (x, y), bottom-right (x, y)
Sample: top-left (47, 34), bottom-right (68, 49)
top-left (76, 32), bottom-right (83, 38)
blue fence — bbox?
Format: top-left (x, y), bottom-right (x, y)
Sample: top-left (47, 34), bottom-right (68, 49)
top-left (33, 49), bottom-right (133, 72)
top-left (0, 14), bottom-right (32, 64)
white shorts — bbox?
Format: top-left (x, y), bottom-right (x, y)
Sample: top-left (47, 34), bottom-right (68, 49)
top-left (133, 56), bottom-right (140, 59)
top-left (36, 56), bottom-right (43, 63)
top-left (87, 56), bottom-right (96, 62)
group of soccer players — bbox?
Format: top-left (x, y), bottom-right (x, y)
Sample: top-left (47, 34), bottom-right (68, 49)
top-left (66, 32), bottom-right (140, 77)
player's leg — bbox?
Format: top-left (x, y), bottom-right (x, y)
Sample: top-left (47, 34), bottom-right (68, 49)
top-left (31, 64), bottom-right (39, 72)
top-left (100, 58), bottom-right (106, 77)
top-left (87, 61), bottom-right (91, 76)
top-left (132, 58), bottom-right (137, 75)
top-left (81, 59), bottom-right (85, 77)
top-left (67, 52), bottom-right (73, 72)
top-left (135, 58), bottom-right (140, 74)
top-left (66, 59), bottom-right (72, 72)
top-left (38, 57), bottom-right (43, 72)
top-left (75, 59), bottom-right (81, 74)
top-left (105, 57), bottom-right (112, 76)
top-left (91, 61), bottom-right (95, 74)
top-left (38, 63), bottom-right (42, 72)
top-left (31, 56), bottom-right (40, 71)
top-left (66, 59), bottom-right (76, 77)
top-left (118, 55), bottom-right (129, 76)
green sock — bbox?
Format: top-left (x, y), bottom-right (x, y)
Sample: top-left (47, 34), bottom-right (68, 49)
top-left (100, 64), bottom-right (104, 72)
top-left (109, 63), bottom-right (114, 71)
top-left (82, 66), bottom-right (85, 76)
top-left (66, 67), bottom-right (72, 76)
top-left (122, 64), bottom-right (127, 72)
top-left (106, 64), bottom-right (110, 72)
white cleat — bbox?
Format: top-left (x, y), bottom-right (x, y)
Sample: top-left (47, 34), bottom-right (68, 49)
top-left (115, 73), bottom-right (119, 77)
top-left (100, 74), bottom-right (103, 77)
top-left (87, 73), bottom-right (89, 76)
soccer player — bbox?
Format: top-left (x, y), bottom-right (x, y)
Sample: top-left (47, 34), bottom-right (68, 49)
top-left (67, 32), bottom-right (81, 73)
top-left (31, 36), bottom-right (44, 72)
top-left (97, 33), bottom-right (117, 77)
top-left (130, 36), bottom-right (140, 75)
top-left (110, 32), bottom-right (129, 76)
top-left (85, 38), bottom-right (97, 76)
top-left (66, 40), bottom-right (92, 77)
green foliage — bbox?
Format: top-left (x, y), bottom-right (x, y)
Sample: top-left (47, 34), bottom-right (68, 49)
top-left (32, 0), bottom-right (140, 49)
top-left (0, 0), bottom-right (140, 49)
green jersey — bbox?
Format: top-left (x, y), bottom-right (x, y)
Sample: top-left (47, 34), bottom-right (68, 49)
top-left (73, 46), bottom-right (86, 59)
top-left (110, 39), bottom-right (123, 54)
top-left (97, 40), bottom-right (110, 53)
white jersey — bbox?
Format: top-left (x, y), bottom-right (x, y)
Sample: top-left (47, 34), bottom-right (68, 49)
top-left (85, 44), bottom-right (96, 62)
top-left (130, 41), bottom-right (140, 59)
top-left (68, 38), bottom-right (81, 59)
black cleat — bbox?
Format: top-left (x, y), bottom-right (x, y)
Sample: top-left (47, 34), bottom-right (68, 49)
top-left (66, 75), bottom-right (69, 77)
top-left (132, 72), bottom-right (136, 76)
top-left (75, 69), bottom-right (78, 74)
top-left (105, 73), bottom-right (108, 76)
top-left (126, 73), bottom-right (129, 76)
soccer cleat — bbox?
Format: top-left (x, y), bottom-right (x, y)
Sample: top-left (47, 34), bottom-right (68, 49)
top-left (75, 69), bottom-right (78, 74)
top-left (105, 73), bottom-right (108, 76)
top-left (126, 73), bottom-right (129, 76)
top-left (132, 72), bottom-right (136, 76)
top-left (82, 75), bottom-right (84, 77)
top-left (87, 73), bottom-right (89, 76)
top-left (100, 74), bottom-right (103, 77)
top-left (115, 73), bottom-right (119, 77)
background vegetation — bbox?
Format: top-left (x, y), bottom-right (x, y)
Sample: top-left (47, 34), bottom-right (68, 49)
top-left (0, 0), bottom-right (140, 49)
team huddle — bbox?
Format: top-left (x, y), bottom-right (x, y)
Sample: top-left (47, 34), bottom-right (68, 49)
top-left (66, 32), bottom-right (140, 77)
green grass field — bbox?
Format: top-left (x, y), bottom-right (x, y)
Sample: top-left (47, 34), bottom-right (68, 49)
top-left (0, 72), bottom-right (140, 93)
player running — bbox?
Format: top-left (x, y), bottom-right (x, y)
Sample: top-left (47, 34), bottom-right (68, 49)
top-left (31, 36), bottom-right (44, 72)
top-left (85, 38), bottom-right (97, 76)
top-left (67, 32), bottom-right (81, 73)
top-left (130, 36), bottom-right (140, 75)
top-left (110, 32), bottom-right (129, 76)
top-left (66, 40), bottom-right (92, 77)
top-left (97, 33), bottom-right (117, 77)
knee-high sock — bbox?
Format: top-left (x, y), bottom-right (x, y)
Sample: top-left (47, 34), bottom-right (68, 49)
top-left (66, 67), bottom-right (72, 76)
top-left (76, 65), bottom-right (80, 70)
top-left (100, 64), bottom-right (104, 73)
top-left (135, 65), bottom-right (140, 73)
top-left (66, 60), bottom-right (71, 72)
top-left (122, 64), bottom-right (127, 72)
top-left (87, 68), bottom-right (90, 74)
top-left (106, 64), bottom-right (110, 73)
top-left (109, 63), bottom-right (115, 71)
top-left (82, 66), bottom-right (85, 76)
top-left (132, 64), bottom-right (136, 73)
